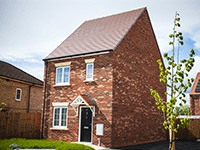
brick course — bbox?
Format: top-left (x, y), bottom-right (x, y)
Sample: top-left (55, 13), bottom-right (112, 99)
top-left (42, 9), bottom-right (166, 148)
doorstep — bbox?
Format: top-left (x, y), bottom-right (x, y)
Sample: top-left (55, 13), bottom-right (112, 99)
top-left (73, 142), bottom-right (113, 150)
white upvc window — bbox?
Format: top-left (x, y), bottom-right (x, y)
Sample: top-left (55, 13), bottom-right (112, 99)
top-left (53, 106), bottom-right (68, 128)
top-left (56, 66), bottom-right (70, 85)
top-left (16, 88), bottom-right (22, 101)
top-left (86, 63), bottom-right (94, 81)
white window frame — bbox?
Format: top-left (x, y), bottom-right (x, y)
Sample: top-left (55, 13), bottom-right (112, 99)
top-left (52, 106), bottom-right (68, 128)
top-left (86, 63), bottom-right (94, 81)
top-left (55, 66), bottom-right (70, 85)
top-left (15, 88), bottom-right (22, 101)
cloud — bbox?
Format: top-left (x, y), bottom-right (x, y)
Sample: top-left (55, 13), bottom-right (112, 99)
top-left (23, 58), bottom-right (43, 63)
top-left (22, 64), bottom-right (44, 81)
top-left (186, 25), bottom-right (200, 51)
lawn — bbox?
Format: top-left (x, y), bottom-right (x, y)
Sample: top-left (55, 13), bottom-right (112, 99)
top-left (0, 138), bottom-right (95, 150)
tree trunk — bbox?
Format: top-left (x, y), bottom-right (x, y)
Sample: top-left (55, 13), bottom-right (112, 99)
top-left (169, 128), bottom-right (175, 150)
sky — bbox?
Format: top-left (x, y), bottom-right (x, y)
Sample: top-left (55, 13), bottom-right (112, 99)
top-left (0, 0), bottom-right (200, 106)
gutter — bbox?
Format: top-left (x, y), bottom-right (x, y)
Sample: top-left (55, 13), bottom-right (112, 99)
top-left (43, 50), bottom-right (112, 62)
top-left (41, 61), bottom-right (48, 139)
top-left (27, 84), bottom-right (34, 113)
top-left (190, 94), bottom-right (200, 97)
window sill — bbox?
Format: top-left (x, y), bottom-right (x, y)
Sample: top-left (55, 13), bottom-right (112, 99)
top-left (53, 84), bottom-right (70, 87)
top-left (84, 80), bottom-right (94, 82)
top-left (50, 127), bottom-right (68, 130)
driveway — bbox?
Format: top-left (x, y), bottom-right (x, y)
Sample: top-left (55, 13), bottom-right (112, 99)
top-left (115, 140), bottom-right (200, 150)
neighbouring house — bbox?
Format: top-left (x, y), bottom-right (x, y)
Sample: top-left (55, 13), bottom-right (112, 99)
top-left (0, 60), bottom-right (43, 113)
top-left (42, 7), bottom-right (166, 148)
top-left (190, 72), bottom-right (200, 115)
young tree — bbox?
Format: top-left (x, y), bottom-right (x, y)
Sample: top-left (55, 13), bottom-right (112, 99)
top-left (150, 12), bottom-right (195, 150)
top-left (0, 102), bottom-right (6, 111)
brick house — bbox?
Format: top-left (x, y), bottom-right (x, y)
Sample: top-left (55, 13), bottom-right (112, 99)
top-left (190, 72), bottom-right (200, 115)
top-left (42, 7), bottom-right (166, 148)
top-left (0, 60), bottom-right (43, 113)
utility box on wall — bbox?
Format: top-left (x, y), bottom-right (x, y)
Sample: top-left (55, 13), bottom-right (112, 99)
top-left (96, 124), bottom-right (104, 136)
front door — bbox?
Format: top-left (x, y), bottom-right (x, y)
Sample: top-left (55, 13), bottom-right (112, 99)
top-left (80, 107), bottom-right (92, 142)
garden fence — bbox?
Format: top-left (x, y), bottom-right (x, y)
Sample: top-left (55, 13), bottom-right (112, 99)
top-left (175, 117), bottom-right (200, 139)
top-left (0, 112), bottom-right (41, 139)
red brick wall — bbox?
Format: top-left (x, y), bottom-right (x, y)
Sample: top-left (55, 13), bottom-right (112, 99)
top-left (42, 54), bottom-right (113, 147)
top-left (190, 96), bottom-right (200, 115)
top-left (29, 85), bottom-right (43, 113)
top-left (111, 10), bottom-right (166, 148)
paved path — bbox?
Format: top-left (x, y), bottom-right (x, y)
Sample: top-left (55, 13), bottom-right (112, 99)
top-left (81, 140), bottom-right (200, 150)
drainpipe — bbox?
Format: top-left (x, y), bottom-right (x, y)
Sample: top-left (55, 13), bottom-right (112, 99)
top-left (27, 84), bottom-right (34, 113)
top-left (41, 61), bottom-right (48, 139)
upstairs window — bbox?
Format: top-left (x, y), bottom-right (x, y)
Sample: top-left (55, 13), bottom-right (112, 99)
top-left (16, 88), bottom-right (22, 101)
top-left (86, 63), bottom-right (94, 80)
top-left (56, 66), bottom-right (70, 85)
top-left (85, 58), bottom-right (95, 81)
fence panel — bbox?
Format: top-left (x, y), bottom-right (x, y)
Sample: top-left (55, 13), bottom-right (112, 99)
top-left (0, 112), bottom-right (41, 139)
top-left (176, 118), bottom-right (200, 139)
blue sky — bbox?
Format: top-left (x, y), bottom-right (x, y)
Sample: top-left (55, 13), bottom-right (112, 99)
top-left (1, 0), bottom-right (200, 106)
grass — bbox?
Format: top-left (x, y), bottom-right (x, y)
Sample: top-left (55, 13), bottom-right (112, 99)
top-left (0, 138), bottom-right (95, 150)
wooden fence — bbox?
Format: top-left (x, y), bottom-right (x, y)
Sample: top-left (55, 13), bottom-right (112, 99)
top-left (175, 118), bottom-right (200, 139)
top-left (0, 112), bottom-right (41, 139)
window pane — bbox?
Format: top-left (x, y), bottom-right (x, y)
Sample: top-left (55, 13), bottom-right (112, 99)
top-left (54, 108), bottom-right (60, 126)
top-left (63, 67), bottom-right (70, 83)
top-left (56, 68), bottom-right (63, 84)
top-left (61, 108), bottom-right (67, 126)
top-left (87, 64), bottom-right (93, 79)
top-left (16, 89), bottom-right (21, 100)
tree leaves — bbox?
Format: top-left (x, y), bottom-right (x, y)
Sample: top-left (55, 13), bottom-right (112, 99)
top-left (150, 12), bottom-right (195, 140)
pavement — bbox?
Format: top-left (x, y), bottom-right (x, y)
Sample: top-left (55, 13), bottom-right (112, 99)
top-left (80, 140), bottom-right (200, 150)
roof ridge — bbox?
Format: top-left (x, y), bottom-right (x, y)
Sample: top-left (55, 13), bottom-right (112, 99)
top-left (85, 7), bottom-right (146, 22)
top-left (0, 60), bottom-right (43, 85)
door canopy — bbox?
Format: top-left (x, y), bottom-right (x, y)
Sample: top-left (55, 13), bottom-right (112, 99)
top-left (70, 93), bottom-right (96, 116)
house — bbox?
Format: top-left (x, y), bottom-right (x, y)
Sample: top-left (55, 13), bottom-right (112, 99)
top-left (42, 7), bottom-right (166, 148)
top-left (190, 72), bottom-right (200, 115)
top-left (0, 60), bottom-right (43, 113)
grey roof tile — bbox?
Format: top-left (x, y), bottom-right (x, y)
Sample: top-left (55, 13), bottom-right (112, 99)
top-left (0, 60), bottom-right (43, 86)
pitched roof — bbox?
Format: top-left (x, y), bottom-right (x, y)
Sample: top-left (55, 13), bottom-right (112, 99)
top-left (190, 72), bottom-right (200, 95)
top-left (0, 60), bottom-right (43, 86)
top-left (195, 79), bottom-right (200, 92)
top-left (45, 7), bottom-right (146, 60)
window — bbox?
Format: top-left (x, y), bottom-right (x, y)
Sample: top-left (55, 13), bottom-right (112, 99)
top-left (86, 63), bottom-right (94, 80)
top-left (56, 66), bottom-right (70, 85)
top-left (16, 88), bottom-right (22, 101)
top-left (53, 107), bottom-right (68, 128)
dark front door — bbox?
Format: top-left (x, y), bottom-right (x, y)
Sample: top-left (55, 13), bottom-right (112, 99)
top-left (80, 107), bottom-right (92, 142)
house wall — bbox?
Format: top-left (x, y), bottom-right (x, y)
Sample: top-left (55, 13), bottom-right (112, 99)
top-left (0, 77), bottom-right (43, 113)
top-left (43, 53), bottom-right (114, 147)
top-left (111, 10), bottom-right (167, 148)
top-left (190, 96), bottom-right (200, 115)
top-left (0, 77), bottom-right (29, 112)
top-left (29, 85), bottom-right (43, 113)
top-left (190, 73), bottom-right (200, 115)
